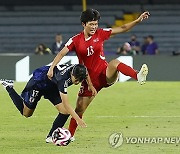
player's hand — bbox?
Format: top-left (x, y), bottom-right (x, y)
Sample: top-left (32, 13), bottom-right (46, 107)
top-left (77, 119), bottom-right (87, 128)
top-left (47, 68), bottom-right (54, 80)
top-left (137, 11), bottom-right (150, 22)
top-left (88, 85), bottom-right (97, 96)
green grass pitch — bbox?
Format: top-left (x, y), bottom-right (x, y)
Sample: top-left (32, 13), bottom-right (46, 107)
top-left (0, 82), bottom-right (180, 154)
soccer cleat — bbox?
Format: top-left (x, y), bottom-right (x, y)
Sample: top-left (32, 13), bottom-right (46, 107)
top-left (0, 79), bottom-right (14, 88)
top-left (45, 136), bottom-right (53, 143)
top-left (70, 136), bottom-right (75, 142)
top-left (137, 64), bottom-right (148, 85)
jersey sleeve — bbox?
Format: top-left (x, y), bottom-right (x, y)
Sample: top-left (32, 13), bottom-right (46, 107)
top-left (99, 28), bottom-right (112, 41)
top-left (57, 80), bottom-right (68, 94)
top-left (137, 42), bottom-right (140, 47)
top-left (155, 43), bottom-right (158, 49)
top-left (65, 37), bottom-right (75, 51)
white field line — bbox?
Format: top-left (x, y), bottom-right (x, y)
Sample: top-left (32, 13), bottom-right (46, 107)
top-left (95, 115), bottom-right (180, 118)
top-left (7, 115), bottom-right (180, 118)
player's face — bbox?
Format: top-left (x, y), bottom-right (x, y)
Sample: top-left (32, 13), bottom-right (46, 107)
top-left (56, 35), bottom-right (62, 43)
top-left (83, 20), bottom-right (98, 36)
top-left (71, 75), bottom-right (81, 85)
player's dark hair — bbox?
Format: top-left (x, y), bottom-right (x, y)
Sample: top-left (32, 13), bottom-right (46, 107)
top-left (72, 64), bottom-right (87, 82)
top-left (80, 8), bottom-right (100, 24)
top-left (148, 35), bottom-right (154, 40)
top-left (56, 33), bottom-right (61, 36)
top-left (131, 34), bottom-right (137, 38)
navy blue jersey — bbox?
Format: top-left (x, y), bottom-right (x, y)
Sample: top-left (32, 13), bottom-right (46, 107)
top-left (33, 64), bottom-right (76, 94)
top-left (52, 64), bottom-right (75, 94)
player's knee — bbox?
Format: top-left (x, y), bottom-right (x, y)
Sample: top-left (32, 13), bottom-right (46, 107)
top-left (23, 112), bottom-right (33, 118)
top-left (59, 110), bottom-right (69, 115)
top-left (111, 59), bottom-right (121, 68)
top-left (75, 105), bottom-right (86, 114)
top-left (23, 114), bottom-right (31, 118)
top-left (75, 97), bottom-right (90, 114)
top-left (113, 59), bottom-right (121, 68)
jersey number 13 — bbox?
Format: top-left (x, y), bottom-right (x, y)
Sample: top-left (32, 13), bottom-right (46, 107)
top-left (87, 46), bottom-right (94, 56)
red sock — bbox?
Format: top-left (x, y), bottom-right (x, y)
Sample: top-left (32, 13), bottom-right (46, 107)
top-left (68, 115), bottom-right (82, 137)
top-left (117, 63), bottom-right (137, 80)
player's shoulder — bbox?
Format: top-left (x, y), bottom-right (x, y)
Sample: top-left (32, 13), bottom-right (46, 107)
top-left (56, 64), bottom-right (76, 75)
top-left (98, 28), bottom-right (112, 32)
top-left (65, 32), bottom-right (83, 46)
top-left (71, 32), bottom-right (83, 40)
top-left (57, 64), bottom-right (75, 70)
top-left (95, 28), bottom-right (112, 37)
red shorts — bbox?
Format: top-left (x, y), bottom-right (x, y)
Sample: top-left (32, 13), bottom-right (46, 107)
top-left (78, 67), bottom-right (111, 97)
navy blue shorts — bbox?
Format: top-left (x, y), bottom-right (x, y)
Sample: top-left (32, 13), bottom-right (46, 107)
top-left (21, 78), bottom-right (62, 109)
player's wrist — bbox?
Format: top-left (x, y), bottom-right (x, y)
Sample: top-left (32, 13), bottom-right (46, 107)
top-left (135, 19), bottom-right (140, 24)
top-left (88, 84), bottom-right (93, 87)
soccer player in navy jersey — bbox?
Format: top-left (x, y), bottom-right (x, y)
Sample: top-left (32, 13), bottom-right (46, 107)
top-left (0, 64), bottom-right (88, 142)
top-left (47, 9), bottom-right (150, 140)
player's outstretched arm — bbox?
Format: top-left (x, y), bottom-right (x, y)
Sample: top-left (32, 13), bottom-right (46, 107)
top-left (111, 11), bottom-right (150, 35)
top-left (60, 92), bottom-right (87, 128)
top-left (47, 47), bottom-right (69, 79)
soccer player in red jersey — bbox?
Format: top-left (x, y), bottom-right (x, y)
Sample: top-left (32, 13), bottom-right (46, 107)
top-left (47, 9), bottom-right (150, 140)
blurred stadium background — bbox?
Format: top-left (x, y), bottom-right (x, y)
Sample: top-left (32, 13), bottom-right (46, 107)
top-left (0, 1), bottom-right (180, 153)
top-left (0, 0), bottom-right (180, 81)
top-left (0, 0), bottom-right (180, 54)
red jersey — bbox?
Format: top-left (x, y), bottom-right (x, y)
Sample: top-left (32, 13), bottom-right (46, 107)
top-left (65, 28), bottom-right (112, 76)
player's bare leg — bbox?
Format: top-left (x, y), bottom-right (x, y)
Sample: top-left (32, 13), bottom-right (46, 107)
top-left (106, 59), bottom-right (148, 85)
top-left (106, 59), bottom-right (120, 84)
top-left (23, 105), bottom-right (35, 117)
top-left (68, 96), bottom-right (94, 138)
top-left (46, 103), bottom-right (70, 143)
top-left (55, 103), bottom-right (69, 114)
top-left (0, 79), bottom-right (35, 117)
top-left (75, 96), bottom-right (94, 115)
